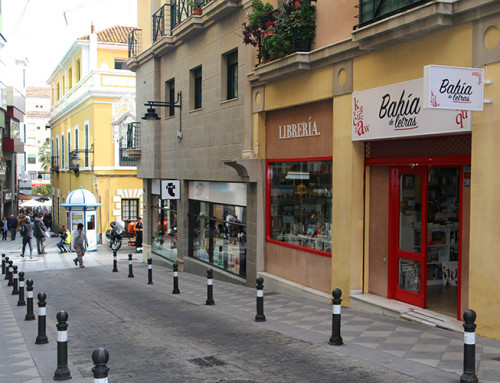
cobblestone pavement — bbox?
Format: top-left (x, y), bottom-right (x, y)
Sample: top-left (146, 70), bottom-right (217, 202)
top-left (1, 236), bottom-right (499, 382)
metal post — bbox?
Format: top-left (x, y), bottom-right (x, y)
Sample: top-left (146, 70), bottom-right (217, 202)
top-left (35, 292), bottom-right (49, 344)
top-left (460, 309), bottom-right (478, 383)
top-left (7, 260), bottom-right (13, 286)
top-left (92, 347), bottom-right (110, 383)
top-left (128, 253), bottom-right (134, 278)
top-left (17, 271), bottom-right (26, 306)
top-left (25, 279), bottom-right (35, 320)
top-left (53, 311), bottom-right (71, 380)
top-left (172, 263), bottom-right (180, 294)
top-left (147, 258), bottom-right (153, 285)
top-left (112, 250), bottom-right (118, 272)
top-left (11, 265), bottom-right (19, 295)
top-left (329, 288), bottom-right (343, 346)
top-left (206, 268), bottom-right (215, 305)
top-left (1, 253), bottom-right (5, 275)
top-left (4, 256), bottom-right (9, 280)
top-left (255, 277), bottom-right (266, 322)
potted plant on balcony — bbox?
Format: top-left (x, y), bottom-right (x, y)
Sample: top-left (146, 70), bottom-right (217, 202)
top-left (188, 0), bottom-right (203, 15)
top-left (242, 0), bottom-right (275, 47)
top-left (285, 0), bottom-right (316, 52)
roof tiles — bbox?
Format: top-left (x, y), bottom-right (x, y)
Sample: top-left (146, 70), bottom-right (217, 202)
top-left (79, 26), bottom-right (134, 44)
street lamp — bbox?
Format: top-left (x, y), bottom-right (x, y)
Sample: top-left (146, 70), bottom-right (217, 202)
top-left (141, 92), bottom-right (183, 138)
top-left (69, 151), bottom-right (81, 175)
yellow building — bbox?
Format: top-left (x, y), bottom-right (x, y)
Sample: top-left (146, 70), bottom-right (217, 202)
top-left (48, 25), bottom-right (143, 238)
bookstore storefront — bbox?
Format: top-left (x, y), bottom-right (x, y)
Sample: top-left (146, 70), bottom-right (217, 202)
top-left (353, 78), bottom-right (472, 320)
top-left (265, 99), bottom-right (333, 293)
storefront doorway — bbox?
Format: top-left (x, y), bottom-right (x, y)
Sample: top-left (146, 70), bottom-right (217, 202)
top-left (388, 166), bottom-right (461, 317)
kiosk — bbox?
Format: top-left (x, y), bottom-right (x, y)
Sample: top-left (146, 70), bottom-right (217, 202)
top-left (60, 187), bottom-right (102, 252)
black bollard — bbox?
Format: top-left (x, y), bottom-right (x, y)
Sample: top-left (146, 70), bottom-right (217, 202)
top-left (112, 250), bottom-right (118, 272)
top-left (4, 257), bottom-right (9, 280)
top-left (7, 260), bottom-right (14, 286)
top-left (25, 279), bottom-right (35, 320)
top-left (172, 263), bottom-right (180, 294)
top-left (128, 254), bottom-right (134, 278)
top-left (147, 258), bottom-right (153, 285)
top-left (206, 268), bottom-right (215, 305)
top-left (17, 271), bottom-right (26, 306)
top-left (11, 265), bottom-right (19, 295)
top-left (92, 347), bottom-right (110, 382)
top-left (329, 288), bottom-right (343, 346)
top-left (53, 311), bottom-right (71, 380)
top-left (35, 292), bottom-right (49, 344)
top-left (460, 309), bottom-right (478, 383)
top-left (255, 277), bottom-right (266, 322)
top-left (1, 253), bottom-right (5, 275)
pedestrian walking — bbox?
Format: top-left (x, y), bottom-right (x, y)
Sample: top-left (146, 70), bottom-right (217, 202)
top-left (56, 226), bottom-right (71, 253)
top-left (72, 223), bottom-right (87, 268)
top-left (7, 214), bottom-right (18, 240)
top-left (33, 213), bottom-right (48, 255)
top-left (135, 217), bottom-right (143, 253)
top-left (2, 217), bottom-right (8, 240)
top-left (20, 216), bottom-right (33, 259)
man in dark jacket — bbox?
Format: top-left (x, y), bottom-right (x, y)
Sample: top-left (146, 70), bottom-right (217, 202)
top-left (33, 213), bottom-right (48, 255)
top-left (7, 214), bottom-right (18, 240)
top-left (20, 216), bottom-right (33, 259)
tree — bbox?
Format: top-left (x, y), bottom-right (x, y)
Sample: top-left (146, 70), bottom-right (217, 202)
top-left (33, 184), bottom-right (51, 197)
top-left (38, 140), bottom-right (51, 172)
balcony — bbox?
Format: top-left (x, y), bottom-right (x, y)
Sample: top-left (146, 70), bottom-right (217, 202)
top-left (126, 122), bottom-right (141, 159)
top-left (50, 156), bottom-right (59, 173)
top-left (119, 148), bottom-right (138, 166)
top-left (356, 0), bottom-right (432, 28)
top-left (243, 0), bottom-right (317, 66)
top-left (128, 28), bottom-right (142, 58)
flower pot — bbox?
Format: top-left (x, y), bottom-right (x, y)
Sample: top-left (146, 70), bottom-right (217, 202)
top-left (193, 7), bottom-right (202, 16)
top-left (293, 39), bottom-right (311, 52)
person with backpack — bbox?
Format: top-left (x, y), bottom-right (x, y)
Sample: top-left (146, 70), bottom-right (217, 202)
top-left (20, 216), bottom-right (33, 259)
top-left (33, 213), bottom-right (48, 255)
top-left (57, 226), bottom-right (71, 253)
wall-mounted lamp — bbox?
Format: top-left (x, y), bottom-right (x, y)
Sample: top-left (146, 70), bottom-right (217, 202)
top-left (69, 145), bottom-right (94, 176)
top-left (141, 92), bottom-right (183, 139)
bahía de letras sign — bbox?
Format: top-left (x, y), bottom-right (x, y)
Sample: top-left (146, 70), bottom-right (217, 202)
top-left (423, 65), bottom-right (484, 111)
top-left (352, 78), bottom-right (472, 142)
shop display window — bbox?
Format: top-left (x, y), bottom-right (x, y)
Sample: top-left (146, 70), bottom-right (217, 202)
top-left (268, 159), bottom-right (332, 254)
top-left (151, 196), bottom-right (177, 262)
top-left (189, 200), bottom-right (246, 278)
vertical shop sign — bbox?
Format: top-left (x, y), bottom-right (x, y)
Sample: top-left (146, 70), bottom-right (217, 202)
top-left (423, 65), bottom-right (484, 111)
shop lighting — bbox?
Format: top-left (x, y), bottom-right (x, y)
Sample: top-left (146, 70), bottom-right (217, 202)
top-left (286, 171), bottom-right (310, 180)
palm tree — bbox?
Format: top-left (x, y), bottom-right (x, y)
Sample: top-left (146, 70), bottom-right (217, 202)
top-left (38, 140), bottom-right (51, 173)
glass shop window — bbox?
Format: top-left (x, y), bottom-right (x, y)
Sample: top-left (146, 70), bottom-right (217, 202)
top-left (268, 159), bottom-right (332, 254)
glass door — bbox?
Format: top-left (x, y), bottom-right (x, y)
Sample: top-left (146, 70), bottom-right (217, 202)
top-left (388, 166), bottom-right (428, 307)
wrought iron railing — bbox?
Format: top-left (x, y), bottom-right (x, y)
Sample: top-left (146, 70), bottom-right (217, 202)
top-left (152, 0), bottom-right (212, 43)
top-left (356, 0), bottom-right (432, 28)
top-left (127, 122), bottom-right (141, 149)
top-left (119, 148), bottom-right (138, 166)
top-left (128, 28), bottom-right (141, 57)
top-left (50, 156), bottom-right (59, 172)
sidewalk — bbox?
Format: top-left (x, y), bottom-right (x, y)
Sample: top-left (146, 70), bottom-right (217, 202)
top-left (1, 235), bottom-right (499, 382)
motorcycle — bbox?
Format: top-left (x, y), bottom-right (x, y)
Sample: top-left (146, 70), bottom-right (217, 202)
top-left (105, 221), bottom-right (123, 251)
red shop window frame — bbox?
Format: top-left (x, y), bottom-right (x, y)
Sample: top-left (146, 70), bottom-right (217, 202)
top-left (266, 157), bottom-right (333, 258)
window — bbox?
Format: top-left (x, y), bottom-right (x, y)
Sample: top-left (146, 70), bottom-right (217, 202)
top-left (55, 137), bottom-right (59, 167)
top-left (84, 122), bottom-right (89, 167)
top-left (115, 59), bottom-right (128, 70)
top-left (67, 131), bottom-right (71, 163)
top-left (76, 59), bottom-right (81, 82)
top-left (68, 68), bottom-right (73, 89)
top-left (191, 67), bottom-right (202, 110)
top-left (122, 199), bottom-right (139, 222)
top-left (74, 126), bottom-right (79, 151)
top-left (268, 159), bottom-right (332, 254)
top-left (27, 155), bottom-right (36, 164)
top-left (61, 134), bottom-right (65, 168)
top-left (165, 79), bottom-right (175, 117)
top-left (188, 200), bottom-right (246, 278)
top-left (226, 50), bottom-right (238, 100)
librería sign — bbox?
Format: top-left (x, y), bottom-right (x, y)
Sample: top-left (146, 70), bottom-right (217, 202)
top-left (352, 78), bottom-right (472, 141)
top-left (423, 65), bottom-right (484, 111)
top-left (279, 118), bottom-right (320, 140)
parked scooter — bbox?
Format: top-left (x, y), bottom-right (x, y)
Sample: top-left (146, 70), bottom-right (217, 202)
top-left (105, 221), bottom-right (123, 251)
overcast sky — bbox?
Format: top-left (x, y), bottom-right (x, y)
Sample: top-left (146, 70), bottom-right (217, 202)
top-left (2, 0), bottom-right (137, 87)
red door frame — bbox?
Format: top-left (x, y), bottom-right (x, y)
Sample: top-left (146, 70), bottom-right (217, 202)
top-left (388, 166), bottom-right (428, 307)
